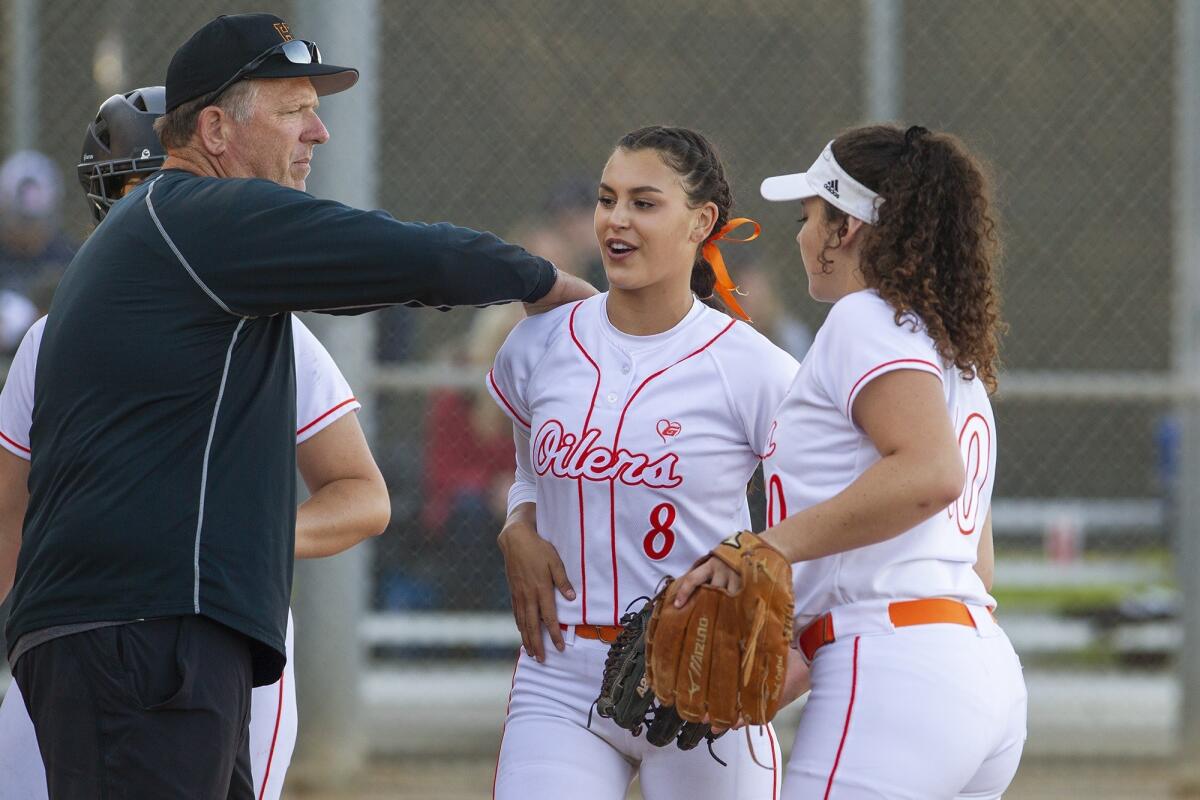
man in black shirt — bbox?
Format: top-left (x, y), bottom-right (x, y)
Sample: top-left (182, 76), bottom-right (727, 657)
top-left (6, 12), bottom-right (594, 798)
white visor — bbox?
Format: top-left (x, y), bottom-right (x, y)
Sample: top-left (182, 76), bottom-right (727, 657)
top-left (760, 141), bottom-right (882, 224)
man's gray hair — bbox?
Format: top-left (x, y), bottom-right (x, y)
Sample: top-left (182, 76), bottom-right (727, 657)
top-left (154, 80), bottom-right (260, 151)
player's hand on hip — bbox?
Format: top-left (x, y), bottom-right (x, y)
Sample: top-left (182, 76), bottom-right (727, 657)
top-left (671, 555), bottom-right (742, 608)
top-left (524, 270), bottom-right (598, 316)
top-left (498, 519), bottom-right (575, 662)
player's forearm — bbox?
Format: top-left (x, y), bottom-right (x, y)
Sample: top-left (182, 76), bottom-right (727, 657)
top-left (0, 457), bottom-right (30, 603)
top-left (780, 647), bottom-right (812, 708)
top-left (0, 518), bottom-right (20, 603)
top-left (294, 477), bottom-right (391, 559)
top-left (762, 450), bottom-right (962, 564)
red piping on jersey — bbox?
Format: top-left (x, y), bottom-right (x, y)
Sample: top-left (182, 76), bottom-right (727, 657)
top-left (569, 303), bottom-right (603, 434)
top-left (578, 480), bottom-right (589, 625)
top-left (604, 319), bottom-right (736, 621)
top-left (488, 370), bottom-right (530, 429)
top-left (257, 672), bottom-right (285, 800)
top-left (845, 358), bottom-right (942, 419)
top-left (570, 302), bottom-right (603, 625)
top-left (957, 412), bottom-right (991, 535)
top-left (491, 654), bottom-right (521, 799)
top-left (0, 430), bottom-right (30, 455)
top-left (609, 481), bottom-right (619, 624)
top-left (611, 319), bottom-right (737, 450)
top-left (296, 397), bottom-right (358, 437)
top-left (824, 636), bottom-right (861, 799)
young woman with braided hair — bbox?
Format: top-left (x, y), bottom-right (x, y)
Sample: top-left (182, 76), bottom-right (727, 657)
top-left (673, 124), bottom-right (1027, 799)
top-left (487, 125), bottom-right (808, 798)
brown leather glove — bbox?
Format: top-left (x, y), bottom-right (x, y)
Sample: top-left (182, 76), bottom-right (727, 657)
top-left (645, 531), bottom-right (794, 727)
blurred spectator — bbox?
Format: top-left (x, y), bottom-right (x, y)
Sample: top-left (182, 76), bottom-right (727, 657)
top-left (507, 217), bottom-right (577, 277)
top-left (0, 291), bottom-right (37, 355)
top-left (374, 305), bottom-right (415, 363)
top-left (376, 219), bottom-right (585, 610)
top-left (422, 304), bottom-right (524, 541)
top-left (378, 303), bottom-right (524, 611)
top-left (734, 259), bottom-right (813, 361)
top-left (542, 177), bottom-right (605, 289)
top-left (721, 259), bottom-right (813, 533)
top-left (0, 151), bottom-right (74, 353)
top-left (428, 303), bottom-right (524, 609)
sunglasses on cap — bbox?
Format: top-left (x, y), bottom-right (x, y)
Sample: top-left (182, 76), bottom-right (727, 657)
top-left (203, 39), bottom-right (322, 107)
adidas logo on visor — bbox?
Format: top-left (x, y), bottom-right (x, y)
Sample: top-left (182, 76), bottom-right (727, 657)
top-left (823, 179), bottom-right (840, 198)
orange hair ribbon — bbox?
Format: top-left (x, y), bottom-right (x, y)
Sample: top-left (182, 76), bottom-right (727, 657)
top-left (701, 217), bottom-right (761, 322)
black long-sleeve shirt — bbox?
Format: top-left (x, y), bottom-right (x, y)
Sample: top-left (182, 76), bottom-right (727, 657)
top-left (6, 170), bottom-right (555, 683)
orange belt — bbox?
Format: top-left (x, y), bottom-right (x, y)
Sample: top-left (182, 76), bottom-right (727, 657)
top-left (798, 598), bottom-right (978, 661)
top-left (560, 623), bottom-right (623, 643)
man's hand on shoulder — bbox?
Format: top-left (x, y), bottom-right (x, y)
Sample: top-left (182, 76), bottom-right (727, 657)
top-left (524, 270), bottom-right (598, 316)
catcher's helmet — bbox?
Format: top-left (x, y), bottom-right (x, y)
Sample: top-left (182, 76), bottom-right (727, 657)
top-left (77, 85), bottom-right (166, 224)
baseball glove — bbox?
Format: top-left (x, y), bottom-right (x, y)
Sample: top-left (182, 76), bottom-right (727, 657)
top-left (645, 531), bottom-right (794, 728)
top-left (592, 598), bottom-right (726, 758)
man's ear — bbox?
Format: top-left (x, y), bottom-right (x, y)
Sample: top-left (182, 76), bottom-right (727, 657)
top-left (196, 106), bottom-right (230, 156)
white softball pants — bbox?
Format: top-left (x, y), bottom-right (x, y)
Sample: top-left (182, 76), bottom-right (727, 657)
top-left (783, 604), bottom-right (1027, 799)
top-left (493, 627), bottom-right (782, 800)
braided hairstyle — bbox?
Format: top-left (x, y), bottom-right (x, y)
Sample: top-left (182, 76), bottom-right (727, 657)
top-left (819, 124), bottom-right (1005, 392)
top-left (616, 126), bottom-right (732, 301)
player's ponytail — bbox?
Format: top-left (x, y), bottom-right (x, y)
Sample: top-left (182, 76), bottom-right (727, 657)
top-left (823, 124), bottom-right (1005, 392)
top-left (616, 126), bottom-right (732, 307)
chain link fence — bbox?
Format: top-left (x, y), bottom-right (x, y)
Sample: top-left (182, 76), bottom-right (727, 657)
top-left (0, 0), bottom-right (1189, 795)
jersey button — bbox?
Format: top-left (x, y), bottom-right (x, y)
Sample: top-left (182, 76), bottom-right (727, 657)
top-left (621, 364), bottom-right (631, 374)
top-left (606, 393), bottom-right (617, 404)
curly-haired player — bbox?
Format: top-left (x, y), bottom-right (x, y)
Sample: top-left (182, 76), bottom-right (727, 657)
top-left (0, 86), bottom-right (389, 800)
top-left (487, 125), bottom-right (810, 799)
top-left (672, 125), bottom-right (1027, 799)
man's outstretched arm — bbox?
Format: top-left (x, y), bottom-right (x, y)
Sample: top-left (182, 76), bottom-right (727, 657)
top-left (0, 449), bottom-right (30, 603)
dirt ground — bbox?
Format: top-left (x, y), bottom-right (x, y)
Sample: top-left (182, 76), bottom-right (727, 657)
top-left (285, 756), bottom-right (1191, 799)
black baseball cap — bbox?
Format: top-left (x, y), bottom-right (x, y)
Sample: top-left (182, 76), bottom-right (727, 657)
top-left (165, 13), bottom-right (358, 112)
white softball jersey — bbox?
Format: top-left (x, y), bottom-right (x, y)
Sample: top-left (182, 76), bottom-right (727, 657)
top-left (488, 293), bottom-right (800, 627)
top-left (488, 294), bottom-right (797, 799)
top-left (760, 290), bottom-right (1024, 799)
top-left (0, 313), bottom-right (358, 800)
top-left (762, 289), bottom-right (997, 626)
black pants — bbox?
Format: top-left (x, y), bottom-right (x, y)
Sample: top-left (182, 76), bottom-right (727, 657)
top-left (13, 615), bottom-right (255, 800)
